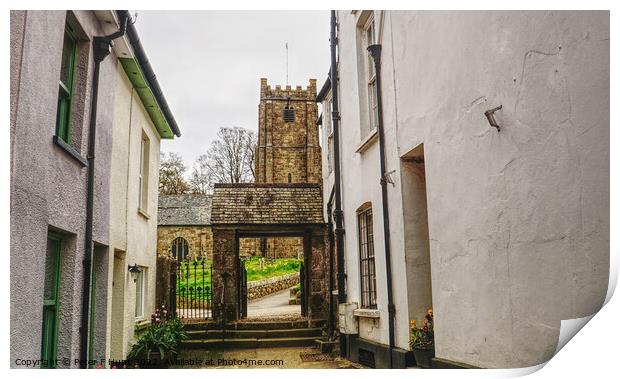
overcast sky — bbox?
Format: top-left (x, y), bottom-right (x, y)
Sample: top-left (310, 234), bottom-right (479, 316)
top-left (133, 11), bottom-right (331, 169)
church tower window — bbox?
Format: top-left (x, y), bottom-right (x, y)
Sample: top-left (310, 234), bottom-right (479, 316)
top-left (283, 106), bottom-right (295, 123)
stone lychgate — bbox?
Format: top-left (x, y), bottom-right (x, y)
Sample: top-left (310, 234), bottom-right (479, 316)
top-left (210, 183), bottom-right (327, 322)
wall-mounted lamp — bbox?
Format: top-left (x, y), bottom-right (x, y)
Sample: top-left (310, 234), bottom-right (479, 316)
top-left (484, 105), bottom-right (503, 132)
top-left (128, 263), bottom-right (142, 282)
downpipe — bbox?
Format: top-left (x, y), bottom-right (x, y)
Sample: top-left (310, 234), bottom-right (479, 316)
top-left (368, 43), bottom-right (396, 368)
top-left (79, 10), bottom-right (129, 368)
top-left (326, 186), bottom-right (336, 340)
top-left (329, 10), bottom-right (348, 358)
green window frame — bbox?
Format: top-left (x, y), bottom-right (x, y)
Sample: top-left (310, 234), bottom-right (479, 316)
top-left (55, 24), bottom-right (77, 144)
top-left (41, 233), bottom-right (63, 368)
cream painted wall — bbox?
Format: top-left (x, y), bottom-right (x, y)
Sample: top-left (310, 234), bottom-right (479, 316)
top-left (106, 63), bottom-right (162, 361)
top-left (331, 10), bottom-right (609, 368)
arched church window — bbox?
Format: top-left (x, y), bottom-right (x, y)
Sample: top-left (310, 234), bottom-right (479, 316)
top-left (288, 173), bottom-right (292, 183)
top-left (171, 237), bottom-right (189, 263)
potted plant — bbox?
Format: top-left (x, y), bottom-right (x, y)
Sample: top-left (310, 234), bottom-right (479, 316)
top-left (409, 308), bottom-right (434, 369)
top-left (127, 305), bottom-right (188, 368)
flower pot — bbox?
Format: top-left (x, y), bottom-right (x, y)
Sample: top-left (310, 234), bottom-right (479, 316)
top-left (412, 346), bottom-right (435, 369)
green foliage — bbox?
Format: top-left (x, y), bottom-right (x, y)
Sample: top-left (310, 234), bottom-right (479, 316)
top-left (174, 257), bottom-right (301, 303)
top-left (128, 306), bottom-right (188, 364)
top-left (244, 257), bottom-right (301, 282)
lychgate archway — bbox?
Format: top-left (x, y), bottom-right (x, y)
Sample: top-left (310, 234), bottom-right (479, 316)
top-left (210, 183), bottom-right (327, 322)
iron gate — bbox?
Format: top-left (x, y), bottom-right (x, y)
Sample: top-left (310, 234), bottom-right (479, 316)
top-left (171, 257), bottom-right (212, 320)
top-left (300, 262), bottom-right (307, 316)
top-left (239, 259), bottom-right (248, 318)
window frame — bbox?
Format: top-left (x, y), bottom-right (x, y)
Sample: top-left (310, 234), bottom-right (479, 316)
top-left (283, 106), bottom-right (296, 123)
top-left (55, 24), bottom-right (77, 144)
top-left (172, 237), bottom-right (189, 262)
top-left (41, 233), bottom-right (63, 368)
top-left (134, 268), bottom-right (145, 320)
top-left (357, 206), bottom-right (377, 309)
top-left (138, 133), bottom-right (150, 214)
top-left (363, 15), bottom-right (378, 133)
top-left (323, 95), bottom-right (335, 173)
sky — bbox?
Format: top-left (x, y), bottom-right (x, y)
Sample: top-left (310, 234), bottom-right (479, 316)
top-left (133, 11), bottom-right (331, 169)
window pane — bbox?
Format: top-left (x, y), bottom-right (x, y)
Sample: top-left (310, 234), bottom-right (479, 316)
top-left (358, 207), bottom-right (377, 308)
top-left (135, 271), bottom-right (143, 318)
top-left (60, 30), bottom-right (75, 88)
top-left (139, 136), bottom-right (149, 210)
top-left (44, 237), bottom-right (60, 301)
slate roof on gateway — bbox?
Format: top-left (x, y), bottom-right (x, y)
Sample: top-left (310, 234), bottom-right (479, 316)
top-left (210, 183), bottom-right (324, 225)
top-left (158, 194), bottom-right (212, 226)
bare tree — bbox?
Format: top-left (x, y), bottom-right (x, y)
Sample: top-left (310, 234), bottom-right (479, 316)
top-left (159, 152), bottom-right (190, 195)
top-left (197, 127), bottom-right (256, 186)
top-left (188, 154), bottom-right (212, 194)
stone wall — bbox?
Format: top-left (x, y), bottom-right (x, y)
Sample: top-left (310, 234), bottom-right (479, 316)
top-left (157, 227), bottom-right (301, 261)
top-left (157, 225), bottom-right (212, 259)
top-left (239, 236), bottom-right (303, 259)
top-left (247, 272), bottom-right (300, 301)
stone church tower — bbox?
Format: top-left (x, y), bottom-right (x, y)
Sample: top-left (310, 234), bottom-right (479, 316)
top-left (255, 78), bottom-right (322, 184)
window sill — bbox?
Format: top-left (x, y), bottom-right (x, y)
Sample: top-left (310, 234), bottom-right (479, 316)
top-left (53, 135), bottom-right (88, 167)
top-left (137, 208), bottom-right (150, 220)
top-left (355, 130), bottom-right (378, 154)
top-left (353, 308), bottom-right (381, 319)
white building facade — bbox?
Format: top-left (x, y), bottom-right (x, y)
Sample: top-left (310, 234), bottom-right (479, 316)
top-left (105, 11), bottom-right (181, 361)
top-left (320, 10), bottom-right (609, 369)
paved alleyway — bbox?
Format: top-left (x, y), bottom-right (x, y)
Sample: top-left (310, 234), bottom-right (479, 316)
top-left (172, 347), bottom-right (360, 369)
top-left (247, 287), bottom-right (300, 318)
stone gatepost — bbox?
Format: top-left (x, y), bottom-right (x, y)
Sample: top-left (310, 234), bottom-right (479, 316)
top-left (308, 228), bottom-right (328, 319)
top-left (211, 227), bottom-right (238, 322)
top-left (155, 255), bottom-right (177, 313)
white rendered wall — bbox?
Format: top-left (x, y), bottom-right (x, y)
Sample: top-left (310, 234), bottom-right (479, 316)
top-left (333, 10), bottom-right (609, 368)
top-left (107, 64), bottom-right (162, 361)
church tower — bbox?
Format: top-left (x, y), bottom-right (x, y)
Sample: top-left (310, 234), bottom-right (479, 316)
top-left (255, 78), bottom-right (322, 184)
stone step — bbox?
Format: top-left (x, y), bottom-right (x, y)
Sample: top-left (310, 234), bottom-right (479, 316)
top-left (183, 319), bottom-right (326, 331)
top-left (180, 336), bottom-right (318, 349)
top-left (186, 327), bottom-right (322, 340)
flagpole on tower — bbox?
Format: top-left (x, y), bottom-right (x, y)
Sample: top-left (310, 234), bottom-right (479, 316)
top-left (285, 42), bottom-right (289, 86)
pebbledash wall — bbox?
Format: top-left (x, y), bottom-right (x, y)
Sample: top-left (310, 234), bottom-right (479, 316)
top-left (326, 10), bottom-right (609, 368)
top-left (10, 11), bottom-right (116, 367)
top-left (10, 10), bottom-right (180, 367)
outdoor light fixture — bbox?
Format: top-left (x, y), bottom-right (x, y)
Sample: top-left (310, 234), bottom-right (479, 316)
top-left (128, 263), bottom-right (141, 282)
top-left (484, 105), bottom-right (503, 132)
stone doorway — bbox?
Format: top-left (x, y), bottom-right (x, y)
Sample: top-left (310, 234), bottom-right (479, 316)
top-left (238, 234), bottom-right (304, 319)
top-left (209, 183), bottom-right (327, 323)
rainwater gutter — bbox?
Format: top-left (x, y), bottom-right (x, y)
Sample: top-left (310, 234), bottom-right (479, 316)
top-left (117, 10), bottom-right (181, 137)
